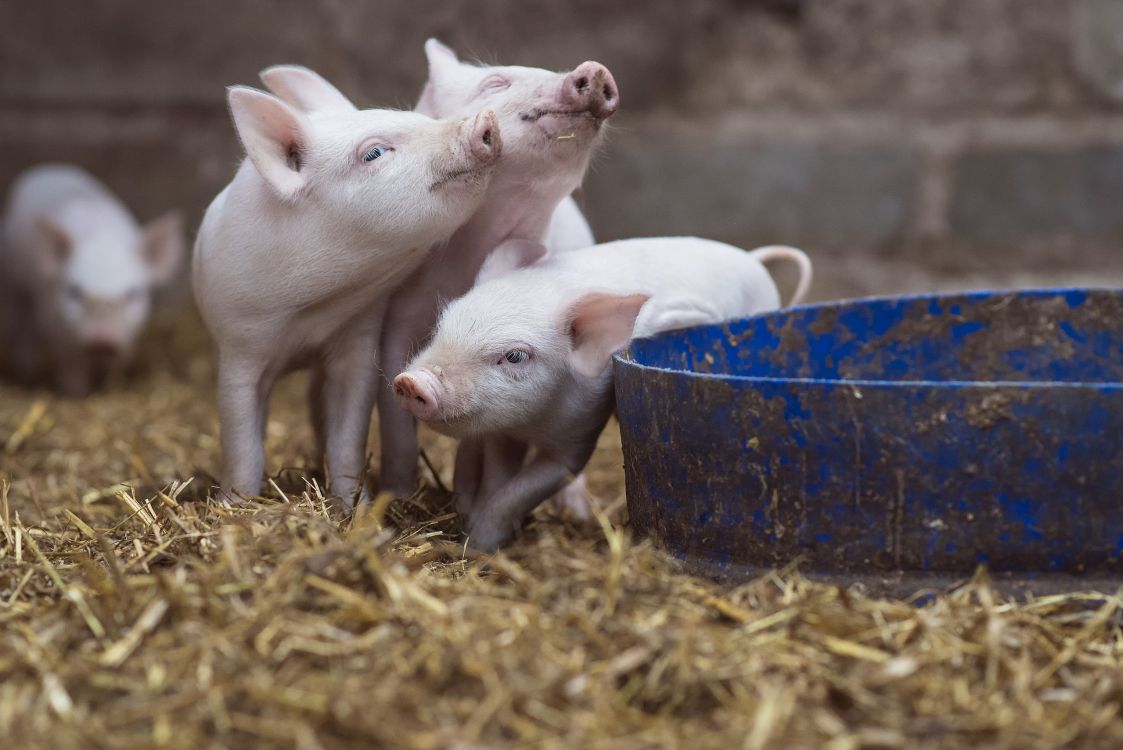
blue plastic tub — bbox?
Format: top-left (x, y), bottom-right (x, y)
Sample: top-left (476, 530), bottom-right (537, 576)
top-left (614, 289), bottom-right (1123, 593)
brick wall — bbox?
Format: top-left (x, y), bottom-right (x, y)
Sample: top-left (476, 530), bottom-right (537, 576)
top-left (4, 0), bottom-right (1123, 297)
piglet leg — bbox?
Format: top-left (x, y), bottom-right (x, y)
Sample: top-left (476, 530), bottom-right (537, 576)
top-left (456, 434), bottom-right (528, 520)
top-left (453, 437), bottom-right (484, 515)
top-left (465, 455), bottom-right (572, 551)
top-left (319, 316), bottom-right (382, 511)
top-left (217, 354), bottom-right (273, 501)
top-left (377, 309), bottom-right (428, 496)
top-left (479, 434), bottom-right (529, 499)
top-left (2, 287), bottom-right (37, 382)
top-left (307, 364), bottom-right (327, 465)
top-left (56, 359), bottom-right (93, 398)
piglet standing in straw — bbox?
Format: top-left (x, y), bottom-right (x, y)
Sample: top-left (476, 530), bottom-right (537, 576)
top-left (394, 238), bottom-right (813, 550)
top-left (259, 43), bottom-right (617, 499)
top-left (376, 39), bottom-right (618, 497)
top-left (193, 81), bottom-right (502, 507)
top-left (0, 164), bottom-right (185, 396)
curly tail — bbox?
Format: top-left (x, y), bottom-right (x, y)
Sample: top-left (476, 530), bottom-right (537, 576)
top-left (745, 244), bottom-right (813, 306)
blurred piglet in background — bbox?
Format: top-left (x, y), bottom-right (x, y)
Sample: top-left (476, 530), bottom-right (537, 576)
top-left (0, 164), bottom-right (184, 396)
top-left (193, 83), bottom-right (502, 506)
top-left (394, 237), bottom-right (812, 550)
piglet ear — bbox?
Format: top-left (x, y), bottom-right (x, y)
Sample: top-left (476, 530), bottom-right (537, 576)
top-left (35, 217), bottom-right (71, 278)
top-left (259, 65), bottom-right (356, 113)
top-left (417, 38), bottom-right (462, 116)
top-left (141, 210), bottom-right (185, 286)
top-left (227, 86), bottom-right (310, 200)
top-left (566, 292), bottom-right (650, 378)
top-left (474, 239), bottom-right (548, 285)
top-left (425, 38), bottom-right (460, 75)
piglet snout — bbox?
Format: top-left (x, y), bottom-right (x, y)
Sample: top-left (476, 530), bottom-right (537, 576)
top-left (393, 370), bottom-right (442, 422)
top-left (466, 109), bottom-right (502, 165)
top-left (561, 62), bottom-right (618, 120)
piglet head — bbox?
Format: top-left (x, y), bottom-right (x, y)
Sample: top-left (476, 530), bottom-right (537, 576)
top-left (416, 39), bottom-right (618, 198)
top-left (37, 208), bottom-right (185, 368)
top-left (227, 85), bottom-right (501, 249)
top-left (394, 272), bottom-right (649, 439)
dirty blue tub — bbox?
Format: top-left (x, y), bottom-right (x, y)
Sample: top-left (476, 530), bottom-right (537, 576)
top-left (614, 289), bottom-right (1123, 592)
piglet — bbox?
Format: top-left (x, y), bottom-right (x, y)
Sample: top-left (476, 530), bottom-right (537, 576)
top-left (0, 164), bottom-right (184, 395)
top-left (193, 84), bottom-right (501, 507)
top-left (393, 237), bottom-right (812, 550)
top-left (377, 40), bottom-right (617, 496)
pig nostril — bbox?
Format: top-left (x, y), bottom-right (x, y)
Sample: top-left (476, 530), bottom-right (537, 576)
top-left (414, 395), bottom-right (427, 405)
top-left (482, 128), bottom-right (493, 147)
top-left (575, 76), bottom-right (589, 94)
top-left (603, 84), bottom-right (614, 101)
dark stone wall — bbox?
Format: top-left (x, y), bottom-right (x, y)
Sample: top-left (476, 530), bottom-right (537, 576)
top-left (4, 0), bottom-right (1123, 292)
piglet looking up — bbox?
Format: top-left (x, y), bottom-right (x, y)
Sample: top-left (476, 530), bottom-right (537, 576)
top-left (1, 164), bottom-right (184, 395)
top-left (375, 39), bottom-right (619, 497)
top-left (394, 237), bottom-right (813, 550)
top-left (193, 82), bottom-right (501, 507)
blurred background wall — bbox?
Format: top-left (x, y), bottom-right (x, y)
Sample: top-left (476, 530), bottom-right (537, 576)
top-left (4, 0), bottom-right (1123, 298)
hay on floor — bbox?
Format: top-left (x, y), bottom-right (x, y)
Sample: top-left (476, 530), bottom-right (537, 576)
top-left (2, 309), bottom-right (1122, 750)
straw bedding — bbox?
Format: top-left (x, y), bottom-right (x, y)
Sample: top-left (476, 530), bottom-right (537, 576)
top-left (2, 309), bottom-right (1122, 750)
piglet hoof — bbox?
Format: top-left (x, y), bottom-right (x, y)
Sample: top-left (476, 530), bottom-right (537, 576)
top-left (216, 485), bottom-right (253, 506)
top-left (551, 474), bottom-right (594, 521)
top-left (336, 485), bottom-right (371, 514)
top-left (465, 517), bottom-right (514, 553)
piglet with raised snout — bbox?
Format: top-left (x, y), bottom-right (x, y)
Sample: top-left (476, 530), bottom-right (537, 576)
top-left (394, 237), bottom-right (812, 550)
top-left (193, 83), bottom-right (501, 507)
top-left (0, 164), bottom-right (184, 395)
top-left (376, 39), bottom-right (618, 496)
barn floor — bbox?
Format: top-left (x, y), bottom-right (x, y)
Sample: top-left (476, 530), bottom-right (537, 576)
top-left (2, 302), bottom-right (1122, 750)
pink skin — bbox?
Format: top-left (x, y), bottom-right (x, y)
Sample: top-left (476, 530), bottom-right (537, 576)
top-left (193, 82), bottom-right (501, 509)
top-left (393, 286), bottom-right (647, 552)
top-left (393, 237), bottom-right (811, 550)
top-left (375, 39), bottom-right (618, 498)
top-left (1, 164), bottom-right (184, 396)
top-left (394, 367), bottom-right (443, 421)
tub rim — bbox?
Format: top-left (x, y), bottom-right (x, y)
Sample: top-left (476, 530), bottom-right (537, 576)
top-left (615, 286), bottom-right (1123, 392)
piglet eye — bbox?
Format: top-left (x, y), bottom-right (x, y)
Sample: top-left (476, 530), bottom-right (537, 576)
top-left (482, 76), bottom-right (511, 92)
top-left (504, 349), bottom-right (529, 364)
top-left (363, 146), bottom-right (385, 163)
